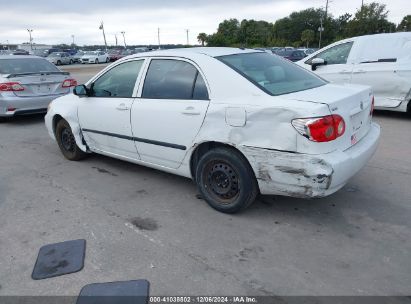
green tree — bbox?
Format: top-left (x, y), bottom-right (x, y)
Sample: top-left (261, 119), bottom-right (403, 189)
top-left (197, 33), bottom-right (208, 46)
top-left (301, 29), bottom-right (315, 47)
top-left (397, 15), bottom-right (411, 31)
top-left (346, 2), bottom-right (395, 36)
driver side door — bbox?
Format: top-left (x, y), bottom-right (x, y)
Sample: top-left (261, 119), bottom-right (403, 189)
top-left (78, 59), bottom-right (145, 160)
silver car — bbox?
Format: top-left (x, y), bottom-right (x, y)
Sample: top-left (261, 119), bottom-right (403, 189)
top-left (0, 56), bottom-right (77, 119)
top-left (46, 52), bottom-right (73, 65)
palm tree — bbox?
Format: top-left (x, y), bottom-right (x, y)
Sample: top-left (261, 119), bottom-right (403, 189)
top-left (197, 33), bottom-right (208, 46)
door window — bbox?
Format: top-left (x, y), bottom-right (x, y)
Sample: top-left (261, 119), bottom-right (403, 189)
top-left (306, 42), bottom-right (354, 65)
top-left (142, 59), bottom-right (208, 100)
top-left (90, 60), bottom-right (143, 98)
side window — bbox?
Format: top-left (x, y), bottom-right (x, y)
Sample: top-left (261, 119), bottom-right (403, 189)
top-left (142, 59), bottom-right (205, 100)
top-left (90, 60), bottom-right (144, 98)
top-left (307, 42), bottom-right (353, 65)
top-left (193, 73), bottom-right (209, 100)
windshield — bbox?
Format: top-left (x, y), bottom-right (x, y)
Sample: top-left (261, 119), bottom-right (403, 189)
top-left (85, 51), bottom-right (97, 55)
top-left (217, 52), bottom-right (326, 96)
top-left (0, 58), bottom-right (60, 74)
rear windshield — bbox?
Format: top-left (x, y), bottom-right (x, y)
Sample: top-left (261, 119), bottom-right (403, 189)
top-left (217, 52), bottom-right (326, 96)
top-left (0, 58), bottom-right (59, 74)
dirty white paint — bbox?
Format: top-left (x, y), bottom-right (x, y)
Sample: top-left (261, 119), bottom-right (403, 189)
top-left (45, 47), bottom-right (380, 199)
top-left (297, 32), bottom-right (411, 112)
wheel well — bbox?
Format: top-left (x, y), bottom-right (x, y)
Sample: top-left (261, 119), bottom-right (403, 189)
top-left (52, 114), bottom-right (64, 136)
top-left (190, 141), bottom-right (253, 181)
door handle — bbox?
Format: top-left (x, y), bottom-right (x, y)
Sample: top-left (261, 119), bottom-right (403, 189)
top-left (353, 70), bottom-right (366, 74)
top-left (182, 106), bottom-right (201, 116)
top-left (339, 70), bottom-right (351, 74)
top-left (116, 103), bottom-right (129, 111)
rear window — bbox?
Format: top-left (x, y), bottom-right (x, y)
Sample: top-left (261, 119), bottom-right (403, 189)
top-left (0, 58), bottom-right (59, 74)
top-left (217, 52), bottom-right (326, 96)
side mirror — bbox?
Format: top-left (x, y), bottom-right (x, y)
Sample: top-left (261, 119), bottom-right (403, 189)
top-left (311, 58), bottom-right (326, 71)
top-left (73, 85), bottom-right (88, 97)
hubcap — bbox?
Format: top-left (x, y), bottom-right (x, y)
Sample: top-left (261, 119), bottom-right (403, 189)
top-left (204, 161), bottom-right (239, 204)
top-left (61, 128), bottom-right (75, 152)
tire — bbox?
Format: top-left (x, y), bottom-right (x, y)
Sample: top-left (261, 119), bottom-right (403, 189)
top-left (195, 147), bottom-right (258, 213)
top-left (106, 57), bottom-right (109, 63)
top-left (55, 119), bottom-right (87, 161)
top-left (95, 59), bottom-right (99, 64)
top-left (57, 60), bottom-right (62, 66)
top-left (69, 59), bottom-right (73, 65)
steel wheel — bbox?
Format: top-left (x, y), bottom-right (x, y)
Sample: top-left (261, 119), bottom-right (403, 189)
top-left (60, 127), bottom-right (76, 153)
top-left (203, 160), bottom-right (240, 204)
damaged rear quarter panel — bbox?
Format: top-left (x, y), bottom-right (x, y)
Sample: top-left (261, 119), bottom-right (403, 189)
top-left (238, 146), bottom-right (334, 198)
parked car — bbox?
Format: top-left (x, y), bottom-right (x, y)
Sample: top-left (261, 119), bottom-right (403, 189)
top-left (80, 51), bottom-right (109, 64)
top-left (0, 55), bottom-right (77, 119)
top-left (297, 32), bottom-right (411, 113)
top-left (32, 49), bottom-right (49, 57)
top-left (46, 52), bottom-right (73, 65)
top-left (108, 49), bottom-right (125, 62)
top-left (63, 49), bottom-right (78, 56)
top-left (72, 51), bottom-right (85, 63)
top-left (44, 48), bottom-right (63, 56)
top-left (12, 49), bottom-right (30, 55)
top-left (276, 49), bottom-right (307, 61)
top-left (45, 48), bottom-right (380, 213)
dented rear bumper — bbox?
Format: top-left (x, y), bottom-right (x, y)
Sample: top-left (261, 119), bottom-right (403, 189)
top-left (240, 122), bottom-right (380, 198)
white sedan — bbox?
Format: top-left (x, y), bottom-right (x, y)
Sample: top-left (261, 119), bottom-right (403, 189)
top-left (80, 51), bottom-right (109, 64)
top-left (45, 48), bottom-right (380, 213)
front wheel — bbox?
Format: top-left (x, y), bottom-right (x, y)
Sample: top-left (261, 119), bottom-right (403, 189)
top-left (195, 147), bottom-right (258, 213)
top-left (55, 119), bottom-right (87, 161)
top-left (106, 57), bottom-right (109, 63)
top-left (95, 59), bottom-right (99, 64)
top-left (69, 59), bottom-right (73, 65)
top-left (56, 60), bottom-right (62, 66)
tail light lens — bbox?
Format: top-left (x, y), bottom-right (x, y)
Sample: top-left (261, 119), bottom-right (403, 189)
top-left (62, 79), bottom-right (77, 88)
top-left (370, 96), bottom-right (375, 116)
top-left (0, 82), bottom-right (24, 92)
top-left (292, 115), bottom-right (346, 142)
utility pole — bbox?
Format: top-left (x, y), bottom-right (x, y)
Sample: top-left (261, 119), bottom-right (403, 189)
top-left (325, 0), bottom-right (329, 19)
top-left (121, 31), bottom-right (127, 48)
top-left (115, 34), bottom-right (118, 46)
top-left (185, 29), bottom-right (189, 45)
top-left (157, 28), bottom-right (161, 49)
top-left (99, 21), bottom-right (108, 51)
top-left (318, 18), bottom-right (324, 48)
top-left (71, 35), bottom-right (75, 46)
top-left (27, 29), bottom-right (33, 50)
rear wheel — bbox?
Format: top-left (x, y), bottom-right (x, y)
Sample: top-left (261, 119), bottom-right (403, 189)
top-left (69, 59), bottom-right (73, 64)
top-left (106, 57), bottom-right (109, 63)
top-left (55, 119), bottom-right (87, 161)
top-left (195, 147), bottom-right (258, 213)
top-left (56, 60), bottom-right (62, 66)
top-left (95, 59), bottom-right (99, 64)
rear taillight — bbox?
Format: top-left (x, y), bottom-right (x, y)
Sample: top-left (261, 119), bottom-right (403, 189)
top-left (0, 82), bottom-right (24, 92)
top-left (370, 96), bottom-right (375, 116)
top-left (62, 79), bottom-right (77, 88)
top-left (292, 114), bottom-right (346, 142)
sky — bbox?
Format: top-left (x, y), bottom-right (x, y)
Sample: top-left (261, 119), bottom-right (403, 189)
top-left (0, 0), bottom-right (408, 46)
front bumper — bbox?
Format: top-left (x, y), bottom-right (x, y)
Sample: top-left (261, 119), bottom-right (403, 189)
top-left (240, 122), bottom-right (381, 198)
top-left (0, 94), bottom-right (65, 117)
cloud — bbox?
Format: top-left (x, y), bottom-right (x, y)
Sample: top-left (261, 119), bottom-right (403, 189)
top-left (0, 0), bottom-right (406, 46)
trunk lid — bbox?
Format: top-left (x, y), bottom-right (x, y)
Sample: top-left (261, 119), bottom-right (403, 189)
top-left (284, 83), bottom-right (374, 151)
top-left (6, 72), bottom-right (70, 97)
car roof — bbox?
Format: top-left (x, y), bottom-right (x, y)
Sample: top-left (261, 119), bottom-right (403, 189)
top-left (127, 47), bottom-right (262, 59)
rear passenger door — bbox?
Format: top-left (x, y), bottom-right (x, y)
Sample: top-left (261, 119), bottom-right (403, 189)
top-left (131, 58), bottom-right (210, 169)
